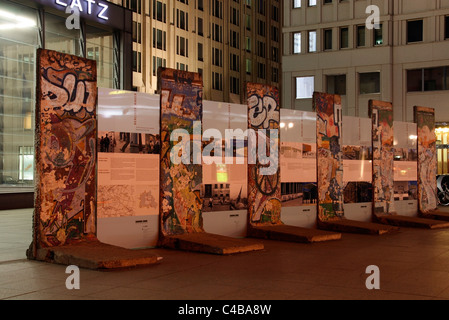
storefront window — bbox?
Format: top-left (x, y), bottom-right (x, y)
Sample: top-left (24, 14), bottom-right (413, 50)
top-left (0, 3), bottom-right (39, 190)
top-left (45, 12), bottom-right (82, 57)
top-left (0, 1), bottom-right (127, 194)
top-left (86, 25), bottom-right (115, 89)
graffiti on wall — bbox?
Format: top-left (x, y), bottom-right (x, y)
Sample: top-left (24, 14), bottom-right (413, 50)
top-left (370, 100), bottom-right (395, 215)
top-left (247, 83), bottom-right (282, 226)
top-left (159, 68), bottom-right (204, 236)
top-left (414, 106), bottom-right (438, 213)
top-left (314, 92), bottom-right (344, 221)
top-left (35, 49), bottom-right (97, 248)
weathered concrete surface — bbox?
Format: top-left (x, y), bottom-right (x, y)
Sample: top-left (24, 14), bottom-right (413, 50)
top-left (318, 219), bottom-right (399, 235)
top-left (159, 233), bottom-right (264, 255)
top-left (28, 241), bottom-right (162, 270)
top-left (375, 214), bottom-right (449, 229)
top-left (248, 225), bottom-right (342, 243)
top-left (420, 209), bottom-right (449, 222)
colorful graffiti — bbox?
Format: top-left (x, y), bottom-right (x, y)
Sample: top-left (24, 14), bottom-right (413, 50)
top-left (414, 106), bottom-right (438, 213)
top-left (159, 68), bottom-right (204, 236)
top-left (35, 49), bottom-right (97, 248)
top-left (369, 100), bottom-right (395, 215)
top-left (247, 83), bottom-right (282, 226)
top-left (314, 92), bottom-right (344, 221)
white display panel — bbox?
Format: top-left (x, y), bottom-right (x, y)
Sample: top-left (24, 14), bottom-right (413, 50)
top-left (280, 110), bottom-right (317, 184)
top-left (341, 116), bottom-right (373, 222)
top-left (393, 121), bottom-right (418, 182)
top-left (97, 88), bottom-right (160, 249)
top-left (202, 100), bottom-right (248, 237)
top-left (342, 116), bottom-right (372, 183)
top-left (343, 161), bottom-right (372, 183)
top-left (203, 101), bottom-right (247, 135)
top-left (280, 109), bottom-right (318, 228)
top-left (281, 141), bottom-right (317, 183)
top-left (393, 121), bottom-right (418, 217)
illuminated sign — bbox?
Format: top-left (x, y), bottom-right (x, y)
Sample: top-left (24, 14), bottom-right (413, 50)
top-left (54, 0), bottom-right (109, 20)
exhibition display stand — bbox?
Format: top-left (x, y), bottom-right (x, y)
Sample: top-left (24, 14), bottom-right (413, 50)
top-left (370, 101), bottom-right (449, 229)
top-left (414, 107), bottom-right (449, 222)
top-left (29, 49), bottom-right (161, 269)
top-left (157, 69), bottom-right (263, 254)
top-left (314, 93), bottom-right (398, 235)
top-left (27, 48), bottom-right (449, 267)
top-left (246, 85), bottom-right (341, 243)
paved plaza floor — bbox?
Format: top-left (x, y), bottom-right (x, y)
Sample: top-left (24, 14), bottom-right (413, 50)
top-left (2, 208), bottom-right (449, 300)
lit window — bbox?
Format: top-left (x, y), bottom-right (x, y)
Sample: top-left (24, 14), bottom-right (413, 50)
top-left (296, 76), bottom-right (315, 99)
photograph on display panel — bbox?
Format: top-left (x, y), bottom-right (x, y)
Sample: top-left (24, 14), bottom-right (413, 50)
top-left (280, 142), bottom-right (317, 207)
top-left (341, 117), bottom-right (374, 205)
top-left (98, 131), bottom-right (161, 155)
top-left (280, 110), bottom-right (318, 209)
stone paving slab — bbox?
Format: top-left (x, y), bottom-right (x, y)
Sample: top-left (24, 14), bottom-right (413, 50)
top-left (248, 225), bottom-right (342, 243)
top-left (375, 214), bottom-right (449, 229)
top-left (318, 219), bottom-right (400, 235)
top-left (159, 232), bottom-right (264, 255)
top-left (30, 241), bottom-right (162, 270)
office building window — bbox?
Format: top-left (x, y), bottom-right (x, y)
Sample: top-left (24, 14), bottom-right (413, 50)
top-left (327, 75), bottom-right (347, 95)
top-left (153, 28), bottom-right (167, 51)
top-left (212, 72), bottom-right (223, 90)
top-left (308, 31), bottom-right (317, 52)
top-left (177, 36), bottom-right (188, 57)
top-left (340, 27), bottom-right (349, 49)
top-left (424, 67), bottom-right (445, 91)
top-left (230, 53), bottom-right (239, 71)
top-left (230, 76), bottom-right (240, 94)
top-left (133, 51), bottom-right (141, 73)
top-left (407, 69), bottom-right (423, 92)
top-left (257, 62), bottom-right (266, 79)
top-left (153, 56), bottom-right (166, 76)
top-left (19, 147), bottom-right (34, 181)
top-left (374, 24), bottom-right (383, 46)
top-left (246, 59), bottom-right (252, 74)
top-left (198, 43), bottom-right (203, 61)
top-left (359, 72), bottom-right (380, 94)
top-left (272, 67), bottom-right (279, 83)
top-left (293, 32), bottom-right (301, 54)
top-left (212, 48), bottom-right (222, 67)
top-left (357, 25), bottom-right (366, 47)
top-left (296, 76), bottom-right (314, 99)
top-left (153, 0), bottom-right (166, 22)
top-left (177, 9), bottom-right (188, 31)
top-left (407, 20), bottom-right (424, 43)
top-left (324, 29), bottom-right (332, 50)
top-left (446, 16), bottom-right (449, 39)
top-left (408, 67), bottom-right (448, 92)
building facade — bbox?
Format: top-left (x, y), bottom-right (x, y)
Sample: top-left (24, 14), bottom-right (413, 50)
top-left (109, 0), bottom-right (282, 104)
top-left (0, 0), bottom-right (133, 205)
top-left (282, 0), bottom-right (449, 123)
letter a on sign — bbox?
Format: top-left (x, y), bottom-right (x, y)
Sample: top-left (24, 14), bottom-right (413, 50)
top-left (65, 265), bottom-right (80, 290)
top-left (365, 265), bottom-right (380, 290)
top-left (65, 7), bottom-right (80, 30)
top-left (366, 5), bottom-right (380, 30)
